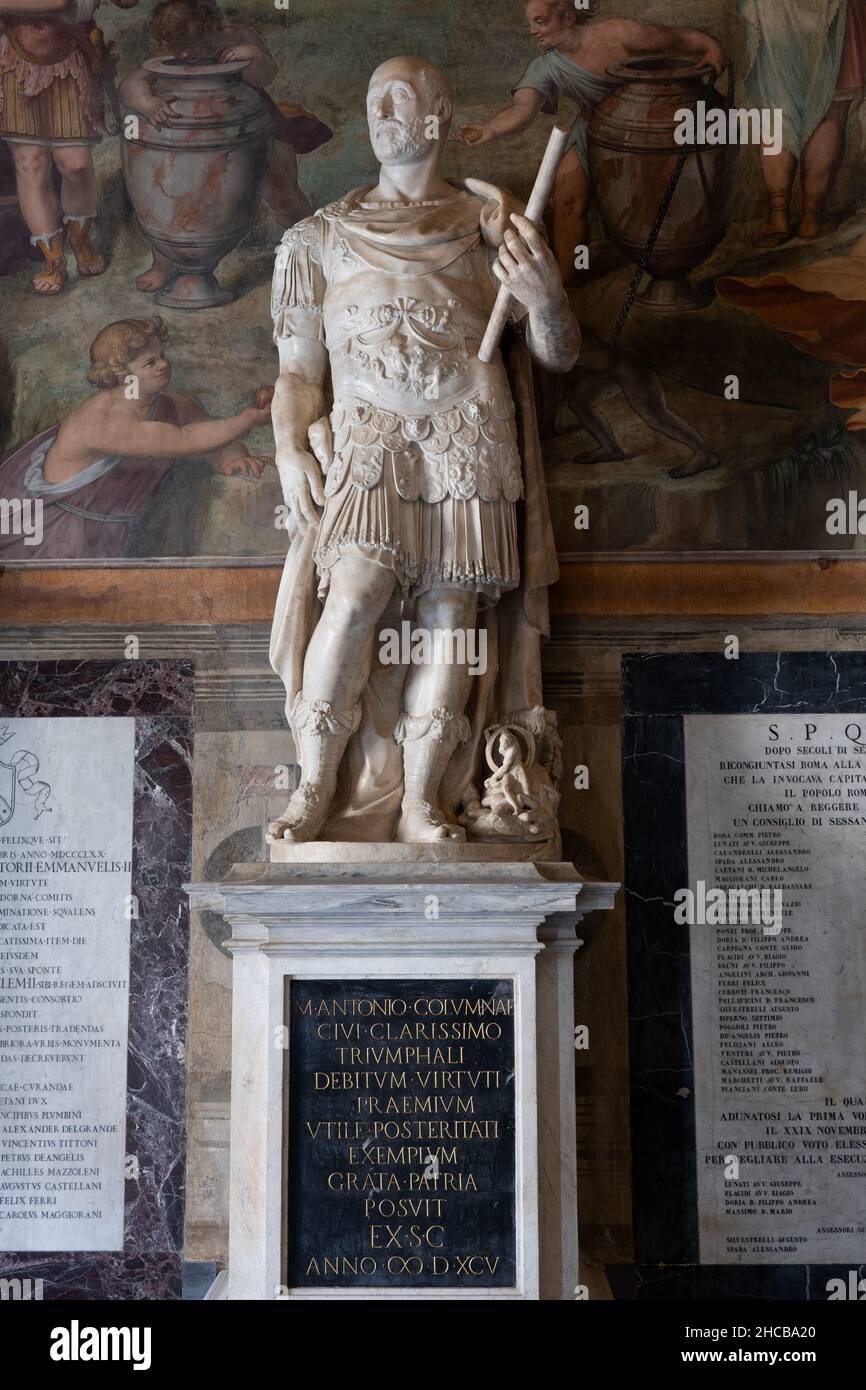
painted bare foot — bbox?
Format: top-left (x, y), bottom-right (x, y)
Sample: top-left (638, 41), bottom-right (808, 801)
top-left (266, 783), bottom-right (328, 842)
top-left (667, 450), bottom-right (722, 480)
top-left (396, 798), bottom-right (466, 843)
top-left (573, 444), bottom-right (626, 465)
top-left (136, 261), bottom-right (174, 292)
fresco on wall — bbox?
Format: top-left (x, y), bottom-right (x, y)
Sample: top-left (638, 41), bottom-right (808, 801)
top-left (1, 0), bottom-right (866, 562)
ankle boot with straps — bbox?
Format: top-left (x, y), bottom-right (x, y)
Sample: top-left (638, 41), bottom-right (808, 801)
top-left (30, 230), bottom-right (67, 296)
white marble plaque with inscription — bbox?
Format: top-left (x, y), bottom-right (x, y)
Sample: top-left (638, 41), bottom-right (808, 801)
top-left (685, 713), bottom-right (866, 1264)
top-left (0, 718), bottom-right (134, 1252)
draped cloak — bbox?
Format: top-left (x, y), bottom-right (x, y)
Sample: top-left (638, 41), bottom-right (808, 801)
top-left (718, 232), bottom-right (866, 428)
top-left (737, 0), bottom-right (863, 158)
top-left (0, 392), bottom-right (179, 559)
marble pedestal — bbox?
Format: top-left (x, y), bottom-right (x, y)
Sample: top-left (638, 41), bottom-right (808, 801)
top-left (187, 861), bottom-right (617, 1301)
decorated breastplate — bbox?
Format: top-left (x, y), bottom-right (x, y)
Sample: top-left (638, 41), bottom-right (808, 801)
top-left (338, 295), bottom-right (472, 401)
top-left (324, 269), bottom-right (510, 411)
top-left (321, 247), bottom-right (521, 504)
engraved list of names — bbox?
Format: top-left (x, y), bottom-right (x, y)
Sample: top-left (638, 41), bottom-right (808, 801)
top-left (685, 713), bottom-right (866, 1265)
top-left (287, 978), bottom-right (516, 1289)
top-left (0, 718), bottom-right (134, 1252)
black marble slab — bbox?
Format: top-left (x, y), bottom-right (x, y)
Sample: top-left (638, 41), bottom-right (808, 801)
top-left (0, 661), bottom-right (193, 1301)
top-left (621, 651), bottom-right (866, 1302)
top-left (286, 978), bottom-right (516, 1291)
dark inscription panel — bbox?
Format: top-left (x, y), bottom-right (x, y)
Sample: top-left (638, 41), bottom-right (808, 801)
top-left (286, 978), bottom-right (517, 1289)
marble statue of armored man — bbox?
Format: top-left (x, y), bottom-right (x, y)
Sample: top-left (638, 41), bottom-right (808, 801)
top-left (267, 55), bottom-right (580, 852)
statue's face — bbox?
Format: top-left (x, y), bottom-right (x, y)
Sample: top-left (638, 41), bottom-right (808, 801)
top-left (367, 63), bottom-right (437, 166)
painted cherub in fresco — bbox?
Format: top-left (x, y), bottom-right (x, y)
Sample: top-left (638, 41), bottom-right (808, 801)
top-left (118, 0), bottom-right (332, 292)
top-left (0, 315), bottom-right (273, 559)
top-left (458, 0), bottom-right (727, 281)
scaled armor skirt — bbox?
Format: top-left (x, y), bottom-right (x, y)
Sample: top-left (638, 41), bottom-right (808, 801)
top-left (313, 394), bottom-right (522, 602)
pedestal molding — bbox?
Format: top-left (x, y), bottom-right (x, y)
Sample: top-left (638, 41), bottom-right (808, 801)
top-left (187, 862), bottom-right (618, 1301)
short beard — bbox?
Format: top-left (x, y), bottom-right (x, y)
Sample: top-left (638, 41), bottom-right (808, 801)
top-left (371, 115), bottom-right (430, 165)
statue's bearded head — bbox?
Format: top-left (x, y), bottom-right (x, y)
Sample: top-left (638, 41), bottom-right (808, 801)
top-left (366, 56), bottom-right (453, 167)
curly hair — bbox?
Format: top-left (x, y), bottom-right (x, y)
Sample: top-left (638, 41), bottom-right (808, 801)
top-left (87, 318), bottom-right (169, 389)
top-left (150, 0), bottom-right (222, 52)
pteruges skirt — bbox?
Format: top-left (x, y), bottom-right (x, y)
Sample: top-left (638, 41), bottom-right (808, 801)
top-left (313, 462), bottom-right (520, 603)
top-left (0, 34), bottom-right (102, 145)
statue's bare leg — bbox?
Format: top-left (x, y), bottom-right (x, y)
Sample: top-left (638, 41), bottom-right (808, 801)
top-left (267, 554), bottom-right (398, 842)
top-left (396, 586), bottom-right (478, 843)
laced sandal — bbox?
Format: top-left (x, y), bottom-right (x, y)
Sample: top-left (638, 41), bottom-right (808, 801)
top-left (65, 216), bottom-right (105, 277)
top-left (30, 230), bottom-right (67, 295)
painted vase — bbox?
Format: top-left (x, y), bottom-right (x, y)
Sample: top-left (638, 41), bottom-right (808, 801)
top-left (121, 58), bottom-right (272, 309)
top-left (589, 57), bottom-right (738, 312)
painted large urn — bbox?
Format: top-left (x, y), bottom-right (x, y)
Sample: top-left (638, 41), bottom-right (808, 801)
top-left (121, 58), bottom-right (272, 309)
top-left (588, 57), bottom-right (738, 312)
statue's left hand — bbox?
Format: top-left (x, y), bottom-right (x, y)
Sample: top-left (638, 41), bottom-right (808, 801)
top-left (493, 213), bottom-right (563, 312)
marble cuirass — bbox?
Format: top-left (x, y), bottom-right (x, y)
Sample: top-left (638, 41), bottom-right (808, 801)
top-left (271, 186), bottom-right (525, 505)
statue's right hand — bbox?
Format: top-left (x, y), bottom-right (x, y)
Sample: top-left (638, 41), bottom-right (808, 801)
top-left (277, 448), bottom-right (324, 529)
